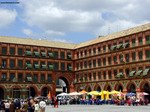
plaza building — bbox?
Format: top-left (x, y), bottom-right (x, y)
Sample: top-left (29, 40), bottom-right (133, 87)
top-left (0, 23), bottom-right (150, 100)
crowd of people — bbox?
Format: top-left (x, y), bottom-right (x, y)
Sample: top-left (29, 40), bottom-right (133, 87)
top-left (0, 98), bottom-right (46, 112)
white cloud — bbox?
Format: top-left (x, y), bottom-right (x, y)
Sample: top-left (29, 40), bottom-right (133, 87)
top-left (0, 8), bottom-right (17, 28)
top-left (20, 0), bottom-right (150, 38)
top-left (22, 28), bottom-right (33, 36)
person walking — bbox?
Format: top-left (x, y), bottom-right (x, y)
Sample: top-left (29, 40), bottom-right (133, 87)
top-left (34, 100), bottom-right (39, 112)
top-left (39, 99), bottom-right (46, 112)
top-left (4, 100), bottom-right (10, 112)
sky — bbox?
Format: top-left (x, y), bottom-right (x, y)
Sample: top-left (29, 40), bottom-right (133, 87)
top-left (0, 0), bottom-right (150, 44)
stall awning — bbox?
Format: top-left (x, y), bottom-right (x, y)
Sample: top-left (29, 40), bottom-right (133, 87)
top-left (129, 71), bottom-right (136, 77)
top-left (116, 44), bottom-right (123, 49)
top-left (135, 70), bottom-right (143, 76)
top-left (34, 64), bottom-right (40, 69)
top-left (25, 51), bottom-right (32, 56)
top-left (48, 52), bottom-right (54, 57)
top-left (116, 72), bottom-right (123, 78)
top-left (143, 68), bottom-right (150, 76)
top-left (123, 42), bottom-right (129, 48)
top-left (41, 52), bottom-right (46, 57)
top-left (34, 51), bottom-right (40, 57)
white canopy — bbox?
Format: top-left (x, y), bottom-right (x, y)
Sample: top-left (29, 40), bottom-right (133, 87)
top-left (68, 92), bottom-right (82, 96)
top-left (57, 92), bottom-right (68, 97)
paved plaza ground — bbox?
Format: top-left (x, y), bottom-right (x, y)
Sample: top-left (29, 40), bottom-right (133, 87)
top-left (45, 104), bottom-right (150, 112)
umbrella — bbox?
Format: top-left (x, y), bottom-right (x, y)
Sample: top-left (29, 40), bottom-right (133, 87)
top-left (109, 90), bottom-right (120, 94)
top-left (126, 92), bottom-right (136, 96)
top-left (68, 92), bottom-right (82, 96)
top-left (140, 92), bottom-right (149, 96)
top-left (79, 90), bottom-right (87, 94)
top-left (88, 91), bottom-right (99, 95)
top-left (57, 92), bottom-right (68, 97)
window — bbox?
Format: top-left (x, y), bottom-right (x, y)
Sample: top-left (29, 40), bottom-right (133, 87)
top-left (18, 73), bottom-right (23, 82)
top-left (113, 56), bottom-right (117, 64)
top-left (89, 49), bottom-right (91, 55)
top-left (114, 70), bottom-right (117, 77)
top-left (93, 59), bottom-right (96, 67)
top-left (2, 59), bottom-right (7, 68)
top-left (98, 72), bottom-right (101, 80)
top-left (18, 60), bottom-right (23, 68)
top-left (60, 52), bottom-right (65, 59)
top-left (132, 39), bottom-right (136, 47)
top-left (10, 47), bottom-right (15, 55)
top-left (84, 50), bottom-right (87, 56)
top-left (93, 72), bottom-right (96, 80)
top-left (108, 44), bottom-right (111, 51)
top-left (48, 74), bottom-right (52, 82)
top-left (126, 69), bottom-right (129, 77)
top-left (84, 61), bottom-right (87, 68)
top-left (80, 51), bottom-right (83, 57)
top-left (54, 51), bottom-right (58, 59)
top-left (98, 47), bottom-right (101, 53)
top-left (40, 74), bottom-right (45, 81)
top-left (10, 59), bottom-right (15, 68)
top-left (89, 60), bottom-right (92, 68)
top-left (67, 52), bottom-right (72, 59)
top-left (146, 36), bottom-right (150, 44)
top-left (119, 54), bottom-right (124, 63)
top-left (80, 62), bottom-right (83, 69)
top-left (103, 46), bottom-right (106, 52)
top-left (89, 73), bottom-right (92, 81)
top-left (61, 62), bottom-right (65, 71)
top-left (108, 57), bottom-right (112, 65)
top-left (103, 71), bottom-right (106, 79)
top-left (98, 59), bottom-right (101, 66)
top-left (103, 58), bottom-right (106, 66)
top-left (2, 47), bottom-right (7, 55)
top-left (1, 73), bottom-right (7, 80)
top-left (125, 54), bottom-right (130, 62)
top-left (84, 74), bottom-right (87, 81)
top-left (76, 63), bottom-right (79, 70)
top-left (138, 37), bottom-right (143, 46)
top-left (10, 73), bottom-right (15, 81)
top-left (108, 71), bottom-right (112, 79)
top-left (54, 62), bottom-right (59, 70)
top-left (138, 51), bottom-right (143, 60)
top-left (145, 50), bottom-right (150, 59)
top-left (132, 52), bottom-right (136, 61)
top-left (18, 48), bottom-right (23, 56)
top-left (76, 52), bottom-right (79, 58)
top-left (93, 48), bottom-right (96, 54)
top-left (33, 74), bottom-right (38, 82)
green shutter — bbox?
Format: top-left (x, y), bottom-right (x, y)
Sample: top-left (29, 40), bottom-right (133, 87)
top-left (34, 64), bottom-right (40, 69)
top-left (41, 52), bottom-right (46, 57)
top-left (116, 44), bottom-right (123, 49)
top-left (67, 54), bottom-right (72, 59)
top-left (116, 73), bottom-right (123, 78)
top-left (135, 70), bottom-right (142, 76)
top-left (34, 51), bottom-right (40, 57)
top-left (123, 42), bottom-right (129, 48)
top-left (25, 51), bottom-right (32, 56)
top-left (111, 45), bottom-right (116, 51)
top-left (68, 66), bottom-right (72, 71)
top-left (48, 52), bottom-right (54, 57)
top-left (129, 71), bottom-right (135, 77)
top-left (143, 68), bottom-right (150, 76)
top-left (26, 77), bottom-right (32, 82)
top-left (48, 65), bottom-right (54, 70)
top-left (41, 64), bottom-right (47, 69)
top-left (26, 64), bottom-right (32, 69)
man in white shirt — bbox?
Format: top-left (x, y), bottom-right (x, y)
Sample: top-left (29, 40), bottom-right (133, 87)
top-left (39, 100), bottom-right (46, 112)
top-left (4, 100), bottom-right (10, 112)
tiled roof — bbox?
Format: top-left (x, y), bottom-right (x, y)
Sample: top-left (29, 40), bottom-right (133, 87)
top-left (0, 36), bottom-right (77, 49)
top-left (75, 23), bottom-right (150, 48)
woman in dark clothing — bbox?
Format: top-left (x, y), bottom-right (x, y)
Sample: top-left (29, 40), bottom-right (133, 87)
top-left (10, 100), bottom-right (15, 112)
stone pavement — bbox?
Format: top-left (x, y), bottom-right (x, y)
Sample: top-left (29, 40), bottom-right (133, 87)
top-left (45, 104), bottom-right (150, 112)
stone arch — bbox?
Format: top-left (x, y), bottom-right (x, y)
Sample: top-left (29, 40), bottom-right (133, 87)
top-left (114, 83), bottom-right (124, 92)
top-left (104, 84), bottom-right (112, 92)
top-left (11, 85), bottom-right (22, 98)
top-left (26, 85), bottom-right (38, 97)
top-left (85, 85), bottom-right (92, 92)
top-left (126, 81), bottom-right (136, 93)
top-left (94, 84), bottom-right (101, 92)
top-left (140, 81), bottom-right (150, 101)
top-left (40, 85), bottom-right (52, 97)
top-left (56, 76), bottom-right (70, 93)
top-left (0, 85), bottom-right (5, 100)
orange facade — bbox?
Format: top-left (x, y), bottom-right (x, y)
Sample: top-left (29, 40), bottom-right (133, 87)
top-left (0, 23), bottom-right (150, 100)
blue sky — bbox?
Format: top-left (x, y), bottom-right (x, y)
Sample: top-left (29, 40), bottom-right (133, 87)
top-left (0, 0), bottom-right (149, 43)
